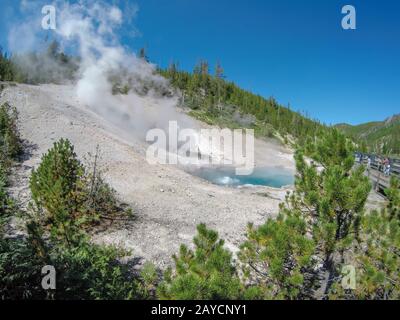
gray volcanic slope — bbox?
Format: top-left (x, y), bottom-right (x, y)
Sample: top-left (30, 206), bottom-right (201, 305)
top-left (1, 83), bottom-right (295, 268)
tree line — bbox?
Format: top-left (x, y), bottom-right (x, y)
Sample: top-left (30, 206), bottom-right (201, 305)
top-left (1, 42), bottom-right (398, 156)
top-left (158, 60), bottom-right (327, 146)
top-left (0, 41), bottom-right (78, 85)
top-left (2, 42), bottom-right (330, 147)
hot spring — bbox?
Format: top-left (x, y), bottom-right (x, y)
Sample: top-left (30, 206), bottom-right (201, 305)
top-left (187, 166), bottom-right (294, 188)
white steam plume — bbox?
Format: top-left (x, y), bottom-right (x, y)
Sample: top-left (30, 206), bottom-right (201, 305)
top-left (9, 0), bottom-right (198, 141)
top-left (8, 0), bottom-right (241, 168)
top-left (54, 0), bottom-right (196, 140)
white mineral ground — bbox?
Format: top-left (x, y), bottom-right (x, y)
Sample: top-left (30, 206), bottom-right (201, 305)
top-left (0, 83), bottom-right (383, 268)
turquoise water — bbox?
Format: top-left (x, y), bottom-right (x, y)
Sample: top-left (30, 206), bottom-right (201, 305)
top-left (189, 166), bottom-right (294, 188)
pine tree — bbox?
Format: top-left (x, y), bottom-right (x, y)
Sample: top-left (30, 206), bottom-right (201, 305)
top-left (294, 129), bottom-right (371, 295)
top-left (157, 224), bottom-right (244, 300)
top-left (239, 212), bottom-right (315, 299)
top-left (30, 139), bottom-right (85, 244)
top-left (343, 209), bottom-right (399, 299)
top-left (0, 103), bottom-right (22, 164)
top-left (0, 47), bottom-right (15, 82)
top-left (139, 47), bottom-right (149, 62)
top-left (1, 124), bottom-right (141, 300)
top-left (215, 61), bottom-right (224, 110)
top-left (330, 179), bottom-right (400, 300)
top-left (239, 129), bottom-right (373, 299)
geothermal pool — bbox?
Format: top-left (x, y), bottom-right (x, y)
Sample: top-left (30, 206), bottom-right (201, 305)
top-left (187, 166), bottom-right (294, 188)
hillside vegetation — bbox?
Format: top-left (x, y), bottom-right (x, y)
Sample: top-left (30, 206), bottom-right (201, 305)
top-left (336, 114), bottom-right (400, 156)
top-left (159, 61), bottom-right (327, 145)
top-left (2, 43), bottom-right (399, 157)
top-left (2, 43), bottom-right (330, 148)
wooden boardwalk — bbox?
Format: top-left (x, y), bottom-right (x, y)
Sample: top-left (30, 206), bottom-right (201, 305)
top-left (366, 168), bottom-right (392, 191)
top-left (356, 153), bottom-right (400, 194)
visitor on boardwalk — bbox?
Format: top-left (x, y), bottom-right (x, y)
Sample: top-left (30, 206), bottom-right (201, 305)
top-left (384, 159), bottom-right (391, 176)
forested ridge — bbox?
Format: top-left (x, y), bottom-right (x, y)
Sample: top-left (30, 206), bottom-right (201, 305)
top-left (2, 44), bottom-right (399, 155)
top-left (158, 60), bottom-right (327, 145)
top-left (2, 44), bottom-right (328, 147)
top-left (336, 115), bottom-right (400, 156)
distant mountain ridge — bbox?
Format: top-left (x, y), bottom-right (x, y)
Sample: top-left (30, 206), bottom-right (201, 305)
top-left (335, 114), bottom-right (400, 156)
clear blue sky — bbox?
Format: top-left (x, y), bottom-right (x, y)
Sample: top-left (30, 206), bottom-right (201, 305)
top-left (1, 0), bottom-right (399, 125)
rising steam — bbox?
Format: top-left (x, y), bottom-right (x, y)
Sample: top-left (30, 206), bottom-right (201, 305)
top-left (9, 0), bottom-right (197, 141)
top-left (8, 1), bottom-right (254, 172)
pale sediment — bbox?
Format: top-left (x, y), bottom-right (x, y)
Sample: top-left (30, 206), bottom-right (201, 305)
top-left (1, 83), bottom-right (295, 268)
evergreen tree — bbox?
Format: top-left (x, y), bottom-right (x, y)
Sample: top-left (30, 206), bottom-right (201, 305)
top-left (30, 139), bottom-right (85, 241)
top-left (294, 129), bottom-right (371, 295)
top-left (0, 47), bottom-right (15, 82)
top-left (139, 47), bottom-right (149, 62)
top-left (215, 61), bottom-right (225, 110)
top-left (344, 209), bottom-right (399, 299)
top-left (240, 213), bottom-right (315, 299)
top-left (0, 102), bottom-right (22, 164)
top-left (239, 129), bottom-right (372, 299)
top-left (330, 179), bottom-right (400, 300)
top-left (158, 224), bottom-right (244, 300)
top-left (2, 136), bottom-right (141, 300)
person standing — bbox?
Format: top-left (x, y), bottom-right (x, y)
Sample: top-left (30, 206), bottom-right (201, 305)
top-left (385, 159), bottom-right (391, 176)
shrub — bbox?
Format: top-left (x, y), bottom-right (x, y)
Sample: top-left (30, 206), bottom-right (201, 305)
top-left (158, 224), bottom-right (244, 300)
top-left (50, 239), bottom-right (139, 300)
top-left (328, 208), bottom-right (400, 300)
top-left (0, 164), bottom-right (13, 229)
top-left (239, 213), bottom-right (315, 300)
top-left (82, 146), bottom-right (132, 221)
top-left (30, 139), bottom-right (86, 241)
top-left (353, 210), bottom-right (399, 299)
top-left (30, 139), bottom-right (130, 242)
top-left (0, 237), bottom-right (47, 299)
top-left (1, 120), bottom-right (140, 300)
top-left (0, 102), bottom-right (21, 228)
top-left (385, 177), bottom-right (400, 220)
top-left (0, 219), bottom-right (140, 300)
top-left (0, 102), bottom-right (22, 165)
top-left (0, 164), bottom-right (8, 217)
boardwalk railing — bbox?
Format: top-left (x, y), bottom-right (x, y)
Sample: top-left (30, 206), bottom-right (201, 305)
top-left (355, 153), bottom-right (400, 193)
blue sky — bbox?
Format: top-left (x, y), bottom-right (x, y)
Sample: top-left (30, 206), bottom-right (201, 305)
top-left (1, 0), bottom-right (399, 125)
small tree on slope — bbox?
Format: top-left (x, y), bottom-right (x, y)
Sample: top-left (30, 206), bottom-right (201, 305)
top-left (157, 224), bottom-right (244, 300)
top-left (239, 129), bottom-right (371, 298)
top-left (293, 129), bottom-right (371, 295)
